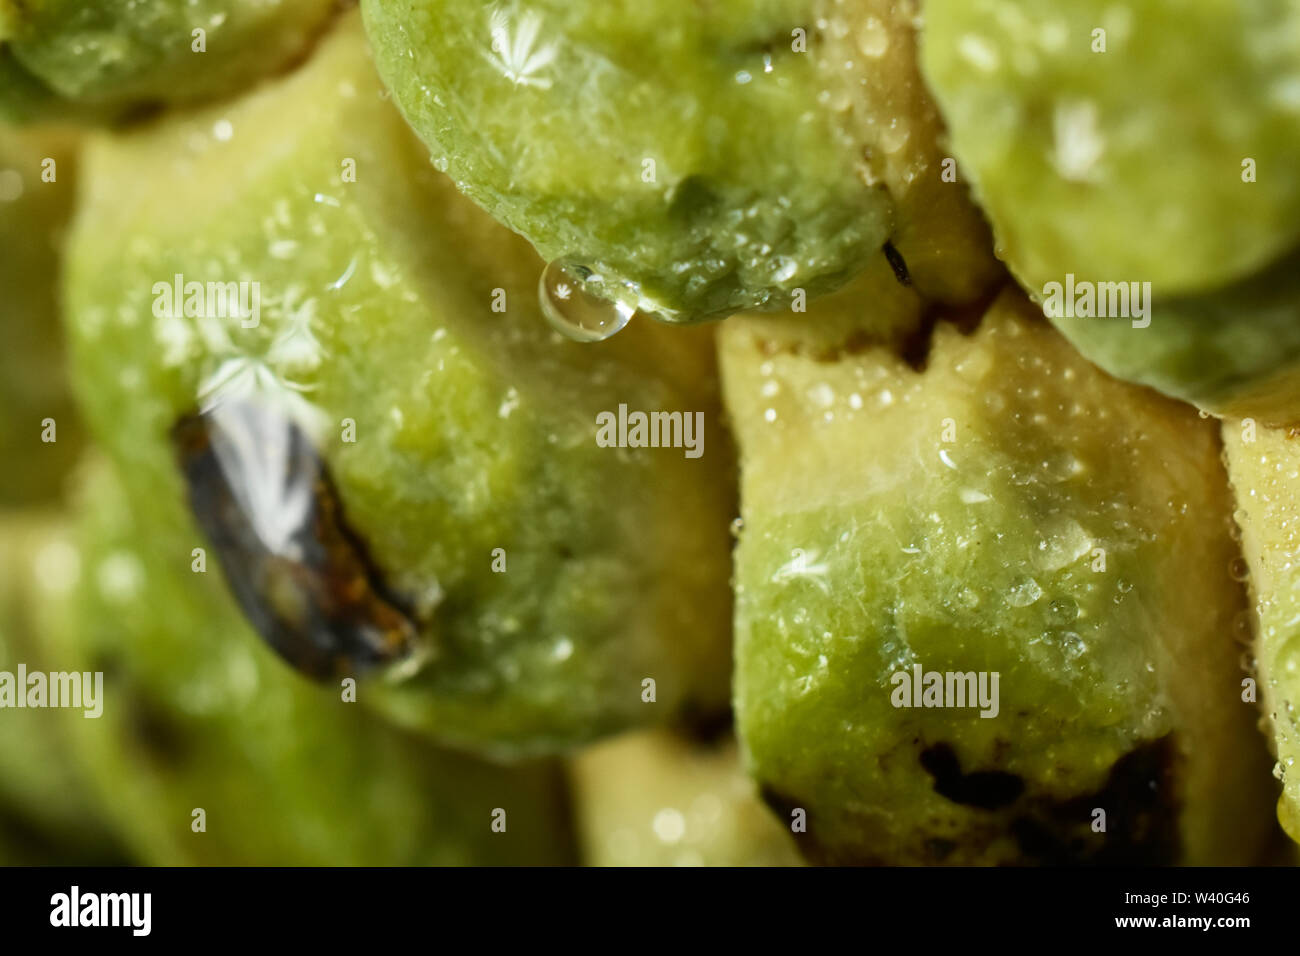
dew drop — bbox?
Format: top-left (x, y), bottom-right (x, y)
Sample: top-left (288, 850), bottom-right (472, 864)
top-left (1228, 555), bottom-right (1251, 582)
top-left (1006, 577), bottom-right (1043, 607)
top-left (539, 259), bottom-right (634, 343)
top-left (773, 256), bottom-right (798, 282)
top-left (1047, 597), bottom-right (1079, 625)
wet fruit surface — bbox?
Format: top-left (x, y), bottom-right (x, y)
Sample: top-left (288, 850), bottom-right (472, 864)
top-left (361, 0), bottom-right (998, 323)
top-left (919, 0), bottom-right (1300, 423)
top-left (63, 12), bottom-right (733, 757)
top-left (1222, 422), bottom-right (1300, 844)
top-left (721, 289), bottom-right (1276, 864)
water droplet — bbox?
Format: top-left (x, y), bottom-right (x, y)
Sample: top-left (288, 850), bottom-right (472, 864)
top-left (1047, 597), bottom-right (1079, 625)
top-left (539, 259), bottom-right (634, 343)
top-left (1229, 556), bottom-right (1251, 582)
top-left (729, 516), bottom-right (745, 537)
top-left (1060, 630), bottom-right (1087, 659)
top-left (1032, 518), bottom-right (1092, 571)
top-left (1006, 577), bottom-right (1043, 607)
top-left (773, 256), bottom-right (798, 282)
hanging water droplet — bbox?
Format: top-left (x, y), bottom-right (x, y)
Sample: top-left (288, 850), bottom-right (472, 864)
top-left (539, 259), bottom-right (634, 343)
top-left (1228, 555), bottom-right (1251, 582)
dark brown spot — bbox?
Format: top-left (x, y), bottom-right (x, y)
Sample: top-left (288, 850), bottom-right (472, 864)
top-left (919, 742), bottom-right (1025, 810)
top-left (882, 241), bottom-right (912, 287)
top-left (172, 400), bottom-right (417, 681)
top-left (1009, 734), bottom-right (1181, 865)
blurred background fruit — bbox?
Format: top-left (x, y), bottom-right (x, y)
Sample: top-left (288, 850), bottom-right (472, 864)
top-left (0, 0), bottom-right (338, 121)
top-left (920, 0), bottom-right (1300, 423)
top-left (38, 456), bottom-right (577, 865)
top-left (570, 727), bottom-right (802, 866)
top-left (62, 13), bottom-right (733, 758)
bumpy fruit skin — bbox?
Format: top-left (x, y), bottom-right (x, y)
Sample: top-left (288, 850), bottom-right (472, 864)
top-left (39, 457), bottom-right (576, 866)
top-left (721, 289), bottom-right (1276, 865)
top-left (922, 0), bottom-right (1300, 296)
top-left (1047, 248), bottom-right (1300, 426)
top-left (63, 12), bottom-right (733, 758)
top-left (570, 729), bottom-right (803, 866)
top-left (1222, 422), bottom-right (1300, 845)
top-left (0, 513), bottom-right (128, 864)
top-left (920, 0), bottom-right (1300, 422)
top-left (0, 0), bottom-right (337, 121)
top-left (361, 0), bottom-right (998, 323)
top-left (0, 125), bottom-right (84, 505)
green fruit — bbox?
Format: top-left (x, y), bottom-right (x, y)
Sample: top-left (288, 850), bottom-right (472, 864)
top-left (63, 12), bottom-right (733, 757)
top-left (0, 124), bottom-right (84, 505)
top-left (1222, 420), bottom-right (1300, 845)
top-left (0, 0), bottom-right (337, 121)
top-left (360, 0), bottom-right (998, 323)
top-left (1045, 247), bottom-right (1300, 425)
top-left (921, 0), bottom-right (1300, 296)
top-left (41, 456), bottom-right (576, 865)
top-left (0, 512), bottom-right (127, 864)
top-left (721, 288), bottom-right (1277, 864)
top-left (920, 0), bottom-right (1300, 422)
top-left (570, 728), bottom-right (803, 866)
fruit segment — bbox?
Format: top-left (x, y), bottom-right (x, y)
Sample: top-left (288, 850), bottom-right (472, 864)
top-left (38, 457), bottom-right (577, 866)
top-left (0, 125), bottom-right (84, 505)
top-left (721, 289), bottom-right (1276, 864)
top-left (361, 0), bottom-right (998, 323)
top-left (570, 728), bottom-right (803, 866)
top-left (62, 13), bottom-right (733, 757)
top-left (0, 513), bottom-right (127, 864)
top-left (1222, 422), bottom-right (1300, 844)
top-left (919, 0), bottom-right (1300, 423)
top-left (0, 0), bottom-right (337, 121)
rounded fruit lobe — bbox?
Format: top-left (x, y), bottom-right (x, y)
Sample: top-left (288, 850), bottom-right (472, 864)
top-left (360, 0), bottom-right (998, 323)
top-left (920, 0), bottom-right (1300, 423)
top-left (720, 288), bottom-right (1278, 864)
top-left (1222, 421), bottom-right (1300, 846)
top-left (40, 457), bottom-right (577, 866)
top-left (920, 0), bottom-right (1300, 297)
top-left (0, 0), bottom-right (337, 121)
top-left (62, 12), bottom-right (734, 758)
